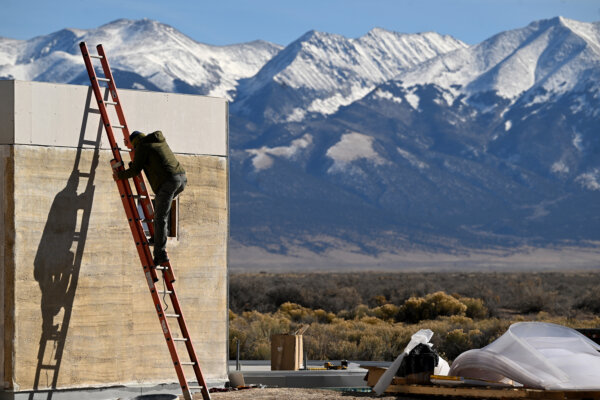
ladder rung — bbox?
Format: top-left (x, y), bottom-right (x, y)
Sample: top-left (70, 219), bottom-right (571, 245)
top-left (173, 337), bottom-right (188, 342)
top-left (97, 77), bottom-right (110, 82)
top-left (81, 139), bottom-right (97, 145)
top-left (79, 172), bottom-right (91, 178)
top-left (158, 290), bottom-right (173, 295)
top-left (165, 314), bottom-right (180, 318)
top-left (90, 54), bottom-right (104, 59)
top-left (154, 266), bottom-right (169, 270)
top-left (188, 386), bottom-right (204, 390)
top-left (112, 125), bottom-right (125, 129)
top-left (104, 101), bottom-right (118, 105)
top-left (181, 361), bottom-right (196, 365)
top-left (132, 194), bottom-right (148, 199)
top-left (40, 365), bottom-right (57, 369)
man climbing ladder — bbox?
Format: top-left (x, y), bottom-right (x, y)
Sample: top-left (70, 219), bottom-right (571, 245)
top-left (80, 42), bottom-right (210, 400)
top-left (115, 130), bottom-right (187, 265)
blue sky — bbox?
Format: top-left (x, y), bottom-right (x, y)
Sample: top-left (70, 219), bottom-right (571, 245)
top-left (1, 0), bottom-right (599, 45)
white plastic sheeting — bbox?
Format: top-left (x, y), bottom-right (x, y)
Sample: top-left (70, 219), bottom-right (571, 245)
top-left (449, 322), bottom-right (600, 389)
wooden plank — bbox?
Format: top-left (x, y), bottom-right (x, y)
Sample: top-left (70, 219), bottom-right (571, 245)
top-left (385, 384), bottom-right (554, 399)
top-left (563, 392), bottom-right (600, 400)
top-left (385, 384), bottom-right (600, 400)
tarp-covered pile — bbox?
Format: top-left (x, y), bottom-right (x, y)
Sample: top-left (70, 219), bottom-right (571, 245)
top-left (449, 322), bottom-right (600, 389)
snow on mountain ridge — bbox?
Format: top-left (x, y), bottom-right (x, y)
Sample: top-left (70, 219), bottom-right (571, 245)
top-left (267, 28), bottom-right (466, 91)
top-left (234, 28), bottom-right (466, 119)
top-left (395, 17), bottom-right (600, 107)
top-left (0, 37), bottom-right (23, 68)
top-left (0, 19), bottom-right (282, 100)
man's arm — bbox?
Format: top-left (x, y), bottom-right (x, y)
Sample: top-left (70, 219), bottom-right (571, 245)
top-left (117, 145), bottom-right (148, 180)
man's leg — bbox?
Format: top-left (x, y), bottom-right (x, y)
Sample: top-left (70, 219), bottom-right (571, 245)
top-left (153, 175), bottom-right (186, 263)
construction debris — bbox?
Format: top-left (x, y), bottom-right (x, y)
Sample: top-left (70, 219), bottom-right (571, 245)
top-left (450, 322), bottom-right (600, 390)
top-left (366, 322), bottom-right (600, 399)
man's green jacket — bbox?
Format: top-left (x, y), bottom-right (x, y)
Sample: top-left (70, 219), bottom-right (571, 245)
top-left (117, 131), bottom-right (185, 193)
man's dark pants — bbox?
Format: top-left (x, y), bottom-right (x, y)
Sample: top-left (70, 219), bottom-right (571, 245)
top-left (153, 173), bottom-right (187, 262)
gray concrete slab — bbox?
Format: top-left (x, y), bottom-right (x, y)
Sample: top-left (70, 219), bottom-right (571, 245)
top-left (0, 380), bottom-right (227, 400)
top-left (227, 360), bottom-right (390, 389)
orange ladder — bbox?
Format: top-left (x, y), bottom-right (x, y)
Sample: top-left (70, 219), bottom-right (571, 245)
top-left (79, 41), bottom-right (211, 400)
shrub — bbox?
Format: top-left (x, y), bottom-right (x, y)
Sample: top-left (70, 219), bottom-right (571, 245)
top-left (460, 296), bottom-right (489, 319)
top-left (514, 278), bottom-right (559, 314)
top-left (278, 302), bottom-right (310, 322)
top-left (400, 291), bottom-right (467, 322)
top-left (372, 303), bottom-right (401, 322)
top-left (576, 291), bottom-right (600, 314)
top-left (229, 271), bottom-right (600, 317)
top-left (354, 304), bottom-right (370, 319)
top-left (372, 295), bottom-right (388, 306)
top-left (443, 329), bottom-right (471, 360)
top-left (278, 302), bottom-right (335, 324)
top-left (400, 296), bottom-right (427, 323)
top-left (229, 310), bottom-right (290, 359)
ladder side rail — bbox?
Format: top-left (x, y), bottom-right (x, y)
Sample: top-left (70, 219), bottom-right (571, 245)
top-left (96, 44), bottom-right (158, 248)
top-left (81, 42), bottom-right (156, 281)
top-left (113, 177), bottom-right (191, 394)
top-left (147, 284), bottom-right (192, 396)
top-left (165, 279), bottom-right (210, 399)
top-left (96, 45), bottom-right (132, 148)
top-left (79, 42), bottom-right (123, 163)
top-left (132, 175), bottom-right (157, 243)
top-left (111, 161), bottom-right (159, 283)
top-left (84, 42), bottom-right (158, 281)
top-left (82, 44), bottom-right (157, 279)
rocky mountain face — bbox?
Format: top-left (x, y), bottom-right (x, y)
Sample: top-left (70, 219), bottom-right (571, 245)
top-left (231, 17), bottom-right (600, 255)
top-left (2, 17), bottom-right (599, 263)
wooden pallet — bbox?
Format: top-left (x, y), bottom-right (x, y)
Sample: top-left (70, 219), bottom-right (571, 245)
top-left (386, 384), bottom-right (600, 399)
top-left (363, 366), bottom-right (600, 400)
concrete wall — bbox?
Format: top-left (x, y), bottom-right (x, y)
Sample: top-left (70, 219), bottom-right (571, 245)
top-left (0, 80), bottom-right (227, 156)
top-left (0, 80), bottom-right (228, 391)
top-left (0, 146), bottom-right (14, 391)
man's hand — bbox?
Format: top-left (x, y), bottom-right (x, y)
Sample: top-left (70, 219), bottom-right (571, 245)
top-left (110, 159), bottom-right (124, 181)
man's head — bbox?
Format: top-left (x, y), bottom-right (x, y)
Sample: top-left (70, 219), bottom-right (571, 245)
top-left (129, 131), bottom-right (145, 147)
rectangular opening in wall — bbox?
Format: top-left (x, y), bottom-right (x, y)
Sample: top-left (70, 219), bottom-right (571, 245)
top-left (167, 198), bottom-right (178, 238)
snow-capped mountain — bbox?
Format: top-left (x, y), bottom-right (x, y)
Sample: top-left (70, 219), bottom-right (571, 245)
top-left (0, 19), bottom-right (282, 99)
top-left (232, 16), bottom-right (600, 256)
top-left (2, 17), bottom-right (599, 264)
top-left (232, 29), bottom-right (466, 124)
top-left (395, 17), bottom-right (600, 108)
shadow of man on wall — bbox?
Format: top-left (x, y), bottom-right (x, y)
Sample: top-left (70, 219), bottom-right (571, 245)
top-left (29, 87), bottom-right (102, 399)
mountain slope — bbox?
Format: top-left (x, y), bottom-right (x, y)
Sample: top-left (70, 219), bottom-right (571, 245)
top-left (231, 17), bottom-right (600, 256)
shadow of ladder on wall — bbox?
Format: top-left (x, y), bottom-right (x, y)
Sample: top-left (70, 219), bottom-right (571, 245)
top-left (29, 88), bottom-right (102, 400)
top-left (79, 42), bottom-right (211, 400)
